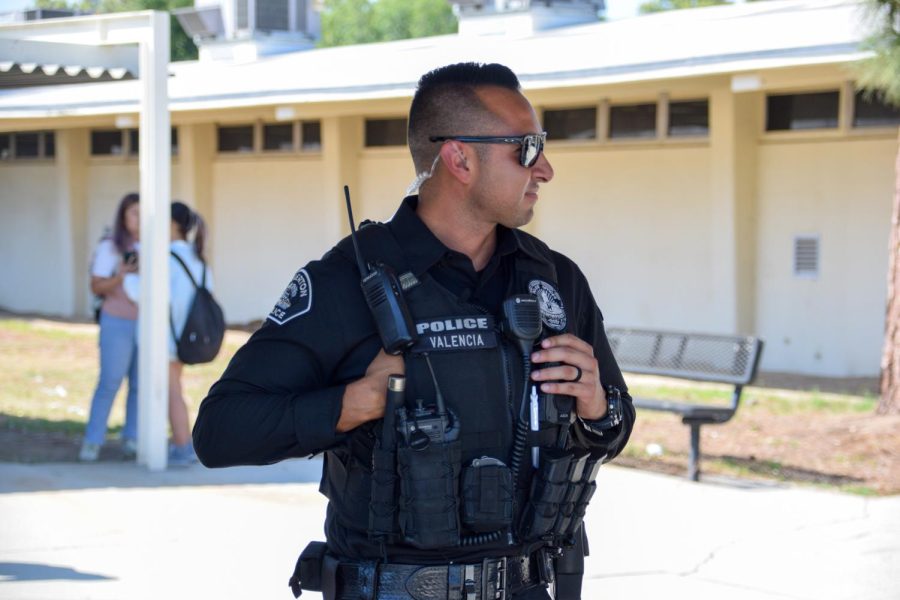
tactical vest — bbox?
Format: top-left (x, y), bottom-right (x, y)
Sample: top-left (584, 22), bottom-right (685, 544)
top-left (323, 222), bottom-right (580, 559)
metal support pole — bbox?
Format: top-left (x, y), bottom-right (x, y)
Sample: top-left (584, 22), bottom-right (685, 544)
top-left (688, 422), bottom-right (701, 482)
top-left (136, 11), bottom-right (170, 471)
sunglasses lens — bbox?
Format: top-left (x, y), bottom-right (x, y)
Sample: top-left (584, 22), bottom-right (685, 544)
top-left (522, 135), bottom-right (542, 167)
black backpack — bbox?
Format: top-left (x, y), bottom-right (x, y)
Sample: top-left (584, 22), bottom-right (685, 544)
top-left (169, 251), bottom-right (225, 365)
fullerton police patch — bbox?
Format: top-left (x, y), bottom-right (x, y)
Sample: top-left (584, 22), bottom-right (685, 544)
top-left (268, 269), bottom-right (313, 325)
top-left (411, 315), bottom-right (498, 354)
top-left (528, 280), bottom-right (567, 331)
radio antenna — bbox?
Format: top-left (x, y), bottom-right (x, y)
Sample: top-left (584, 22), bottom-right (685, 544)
top-left (423, 354), bottom-right (449, 439)
top-left (344, 185), bottom-right (369, 276)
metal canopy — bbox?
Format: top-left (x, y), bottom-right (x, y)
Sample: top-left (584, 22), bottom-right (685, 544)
top-left (0, 38), bottom-right (137, 88)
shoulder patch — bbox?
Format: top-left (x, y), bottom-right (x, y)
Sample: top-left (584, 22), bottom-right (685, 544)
top-left (528, 279), bottom-right (567, 331)
top-left (268, 269), bottom-right (313, 325)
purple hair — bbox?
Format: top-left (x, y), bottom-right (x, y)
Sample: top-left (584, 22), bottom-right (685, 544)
top-left (112, 192), bottom-right (139, 254)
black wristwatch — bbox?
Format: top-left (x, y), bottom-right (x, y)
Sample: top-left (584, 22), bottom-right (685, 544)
top-left (578, 385), bottom-right (624, 434)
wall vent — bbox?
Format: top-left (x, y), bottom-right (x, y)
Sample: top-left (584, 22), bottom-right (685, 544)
top-left (793, 235), bottom-right (820, 278)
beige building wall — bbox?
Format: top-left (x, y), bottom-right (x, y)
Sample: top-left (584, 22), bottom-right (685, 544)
top-left (358, 149), bottom-right (416, 222)
top-left (756, 136), bottom-right (896, 376)
top-left (85, 163), bottom-right (140, 252)
top-left (535, 144), bottom-right (716, 332)
top-left (209, 156), bottom-right (331, 323)
top-left (0, 162), bottom-right (65, 314)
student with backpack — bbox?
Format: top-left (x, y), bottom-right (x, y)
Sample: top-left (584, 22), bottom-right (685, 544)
top-left (125, 201), bottom-right (222, 466)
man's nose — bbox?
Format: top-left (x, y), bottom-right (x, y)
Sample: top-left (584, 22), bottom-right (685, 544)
top-left (533, 151), bottom-right (554, 183)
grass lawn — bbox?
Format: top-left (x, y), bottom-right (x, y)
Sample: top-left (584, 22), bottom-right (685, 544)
top-left (0, 316), bottom-right (248, 441)
top-left (1, 315), bottom-right (897, 495)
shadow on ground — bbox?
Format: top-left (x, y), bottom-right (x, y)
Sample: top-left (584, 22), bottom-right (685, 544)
top-left (617, 453), bottom-right (866, 489)
top-left (716, 454), bottom-right (867, 487)
top-left (0, 453), bottom-right (324, 494)
top-left (0, 562), bottom-right (113, 582)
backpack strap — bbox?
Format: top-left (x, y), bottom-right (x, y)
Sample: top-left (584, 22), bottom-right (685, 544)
top-left (170, 250), bottom-right (208, 290)
top-left (168, 250), bottom-right (207, 352)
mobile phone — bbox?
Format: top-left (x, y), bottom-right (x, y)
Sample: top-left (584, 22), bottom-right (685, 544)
top-left (123, 250), bottom-right (138, 265)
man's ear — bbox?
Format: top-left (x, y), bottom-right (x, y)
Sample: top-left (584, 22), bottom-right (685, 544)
top-left (438, 141), bottom-right (473, 183)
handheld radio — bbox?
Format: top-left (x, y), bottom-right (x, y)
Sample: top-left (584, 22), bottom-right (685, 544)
top-left (398, 354), bottom-right (458, 450)
top-left (344, 185), bottom-right (417, 355)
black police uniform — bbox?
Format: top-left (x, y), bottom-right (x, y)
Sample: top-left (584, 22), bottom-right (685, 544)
top-left (193, 196), bottom-right (635, 599)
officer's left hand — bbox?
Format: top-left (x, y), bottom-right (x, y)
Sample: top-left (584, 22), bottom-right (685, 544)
top-left (531, 334), bottom-right (606, 420)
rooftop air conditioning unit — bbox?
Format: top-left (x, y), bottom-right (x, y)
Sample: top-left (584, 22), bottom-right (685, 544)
top-left (173, 6), bottom-right (225, 41)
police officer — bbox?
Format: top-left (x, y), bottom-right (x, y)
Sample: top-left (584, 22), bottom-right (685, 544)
top-left (193, 62), bottom-right (635, 600)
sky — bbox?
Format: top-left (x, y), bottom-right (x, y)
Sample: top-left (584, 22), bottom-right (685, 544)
top-left (0, 0), bottom-right (35, 11)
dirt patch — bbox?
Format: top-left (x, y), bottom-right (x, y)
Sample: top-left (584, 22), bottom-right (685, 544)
top-left (0, 415), bottom-right (134, 463)
top-left (620, 410), bottom-right (900, 494)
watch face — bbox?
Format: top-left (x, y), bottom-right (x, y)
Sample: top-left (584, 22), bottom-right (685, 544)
top-left (606, 386), bottom-right (623, 426)
top-left (580, 386), bottom-right (622, 432)
top-left (577, 386), bottom-right (625, 433)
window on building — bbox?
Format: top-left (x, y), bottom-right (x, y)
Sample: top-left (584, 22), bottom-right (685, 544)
top-left (793, 235), bottom-right (820, 279)
top-left (218, 121), bottom-right (321, 154)
top-left (91, 130), bottom-right (124, 156)
top-left (609, 103), bottom-right (657, 139)
top-left (668, 100), bottom-right (709, 137)
top-left (853, 91), bottom-right (900, 128)
top-left (766, 91), bottom-right (839, 131)
top-left (263, 123), bottom-right (294, 151)
top-left (301, 120), bottom-right (321, 151)
top-left (0, 131), bottom-right (56, 160)
top-left (128, 129), bottom-right (139, 156)
top-left (218, 125), bottom-right (254, 152)
top-left (365, 118), bottom-right (408, 147)
top-left (124, 128), bottom-right (178, 156)
top-left (44, 131), bottom-right (55, 157)
top-left (544, 107), bottom-right (596, 140)
top-left (14, 132), bottom-right (40, 158)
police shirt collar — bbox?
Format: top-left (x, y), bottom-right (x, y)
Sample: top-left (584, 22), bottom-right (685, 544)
top-left (390, 196), bottom-right (547, 277)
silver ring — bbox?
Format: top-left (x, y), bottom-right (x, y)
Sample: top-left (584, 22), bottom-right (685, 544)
top-left (572, 366), bottom-right (583, 383)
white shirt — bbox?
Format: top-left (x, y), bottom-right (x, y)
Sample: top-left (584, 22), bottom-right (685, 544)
top-left (123, 240), bottom-right (214, 359)
top-left (91, 238), bottom-right (120, 278)
top-left (92, 238), bottom-right (141, 320)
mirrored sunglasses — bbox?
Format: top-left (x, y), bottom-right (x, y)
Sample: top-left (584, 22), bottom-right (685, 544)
top-left (429, 132), bottom-right (547, 168)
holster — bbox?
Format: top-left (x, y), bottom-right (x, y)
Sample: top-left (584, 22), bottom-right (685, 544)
top-left (555, 525), bottom-right (587, 600)
top-left (288, 541), bottom-right (338, 599)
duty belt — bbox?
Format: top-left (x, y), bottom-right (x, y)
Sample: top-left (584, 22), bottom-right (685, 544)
top-left (336, 554), bottom-right (545, 600)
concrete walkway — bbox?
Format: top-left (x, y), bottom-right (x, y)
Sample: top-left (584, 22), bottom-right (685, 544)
top-left (1, 460), bottom-right (898, 600)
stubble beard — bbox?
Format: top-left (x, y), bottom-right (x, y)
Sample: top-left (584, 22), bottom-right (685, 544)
top-left (470, 180), bottom-right (535, 230)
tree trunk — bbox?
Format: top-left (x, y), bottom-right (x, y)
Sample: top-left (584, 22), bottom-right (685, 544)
top-left (879, 128), bottom-right (900, 415)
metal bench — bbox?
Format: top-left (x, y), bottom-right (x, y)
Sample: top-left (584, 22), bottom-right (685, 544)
top-left (606, 327), bottom-right (764, 481)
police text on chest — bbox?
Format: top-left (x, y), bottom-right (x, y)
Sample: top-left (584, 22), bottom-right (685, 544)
top-left (412, 316), bottom-right (498, 353)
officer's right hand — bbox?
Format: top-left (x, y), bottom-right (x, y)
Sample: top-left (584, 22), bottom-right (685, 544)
top-left (336, 349), bottom-right (404, 432)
